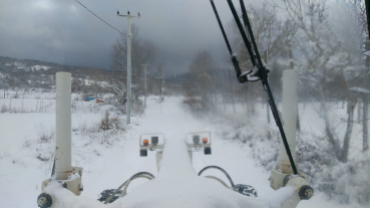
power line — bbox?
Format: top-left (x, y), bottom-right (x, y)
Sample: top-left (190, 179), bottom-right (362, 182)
top-left (75, 0), bottom-right (125, 36)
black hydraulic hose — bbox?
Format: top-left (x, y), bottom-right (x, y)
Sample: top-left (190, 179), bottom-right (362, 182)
top-left (227, 0), bottom-right (298, 175)
top-left (105, 172), bottom-right (155, 204)
top-left (198, 166), bottom-right (235, 189)
top-left (131, 172), bottom-right (155, 179)
top-left (51, 157), bottom-right (55, 177)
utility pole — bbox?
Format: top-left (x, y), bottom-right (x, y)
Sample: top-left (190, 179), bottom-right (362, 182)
top-left (156, 64), bottom-right (165, 102)
top-left (142, 64), bottom-right (149, 107)
top-left (159, 72), bottom-right (164, 102)
top-left (117, 11), bottom-right (140, 125)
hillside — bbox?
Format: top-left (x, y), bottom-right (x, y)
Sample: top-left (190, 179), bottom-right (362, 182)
top-left (0, 56), bottom-right (110, 89)
top-left (0, 56), bottom-right (106, 77)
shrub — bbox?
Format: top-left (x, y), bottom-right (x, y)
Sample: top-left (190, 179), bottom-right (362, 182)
top-left (183, 92), bottom-right (203, 112)
top-left (99, 111), bottom-right (121, 131)
top-left (22, 139), bottom-right (33, 148)
top-left (1, 104), bottom-right (8, 113)
top-left (39, 130), bottom-right (54, 143)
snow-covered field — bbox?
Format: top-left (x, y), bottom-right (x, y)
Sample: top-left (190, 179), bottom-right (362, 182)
top-left (0, 91), bottom-right (368, 207)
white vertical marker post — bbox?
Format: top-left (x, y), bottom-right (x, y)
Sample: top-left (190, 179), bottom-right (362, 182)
top-left (55, 72), bottom-right (72, 180)
top-left (280, 69), bottom-right (298, 174)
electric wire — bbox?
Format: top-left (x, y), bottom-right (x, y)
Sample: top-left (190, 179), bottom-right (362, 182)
top-left (74, 0), bottom-right (125, 36)
top-left (130, 0), bottom-right (140, 15)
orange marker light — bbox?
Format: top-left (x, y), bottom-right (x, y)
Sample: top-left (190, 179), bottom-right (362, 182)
top-left (143, 139), bottom-right (149, 146)
top-left (202, 138), bottom-right (208, 144)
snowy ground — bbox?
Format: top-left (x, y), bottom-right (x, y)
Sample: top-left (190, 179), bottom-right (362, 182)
top-left (0, 92), bottom-right (367, 207)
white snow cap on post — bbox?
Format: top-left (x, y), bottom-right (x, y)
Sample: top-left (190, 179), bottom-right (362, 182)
top-left (280, 69), bottom-right (298, 174)
top-left (55, 72), bottom-right (72, 180)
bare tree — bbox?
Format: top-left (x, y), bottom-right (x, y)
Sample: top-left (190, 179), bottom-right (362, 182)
top-left (0, 76), bottom-right (8, 98)
top-left (186, 51), bottom-right (215, 111)
top-left (109, 79), bottom-right (126, 106)
top-left (111, 25), bottom-right (157, 84)
top-left (110, 24), bottom-right (158, 107)
top-left (245, 4), bottom-right (296, 60)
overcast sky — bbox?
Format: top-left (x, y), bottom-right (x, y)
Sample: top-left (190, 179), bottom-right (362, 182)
top-left (0, 0), bottom-right (263, 74)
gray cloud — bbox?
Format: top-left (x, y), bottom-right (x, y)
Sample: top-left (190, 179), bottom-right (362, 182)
top-left (0, 0), bottom-right (259, 74)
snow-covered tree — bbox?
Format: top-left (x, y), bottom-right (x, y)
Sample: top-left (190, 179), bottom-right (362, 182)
top-left (282, 0), bottom-right (369, 161)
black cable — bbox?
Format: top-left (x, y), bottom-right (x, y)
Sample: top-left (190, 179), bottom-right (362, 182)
top-left (198, 166), bottom-right (235, 189)
top-left (74, 0), bottom-right (125, 36)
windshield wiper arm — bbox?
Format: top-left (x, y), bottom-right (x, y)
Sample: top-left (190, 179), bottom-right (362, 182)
top-left (211, 0), bottom-right (298, 175)
top-left (210, 0), bottom-right (248, 83)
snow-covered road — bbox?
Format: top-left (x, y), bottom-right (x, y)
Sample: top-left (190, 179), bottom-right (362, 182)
top-left (0, 96), bottom-right (359, 207)
top-left (76, 97), bottom-right (332, 208)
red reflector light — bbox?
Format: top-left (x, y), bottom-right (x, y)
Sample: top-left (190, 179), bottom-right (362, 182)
top-left (143, 139), bottom-right (149, 146)
top-left (202, 138), bottom-right (208, 144)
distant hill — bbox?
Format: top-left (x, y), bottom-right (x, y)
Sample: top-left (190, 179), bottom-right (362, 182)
top-left (0, 56), bottom-right (107, 78)
top-left (0, 56), bottom-right (190, 94)
top-left (0, 56), bottom-right (112, 90)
